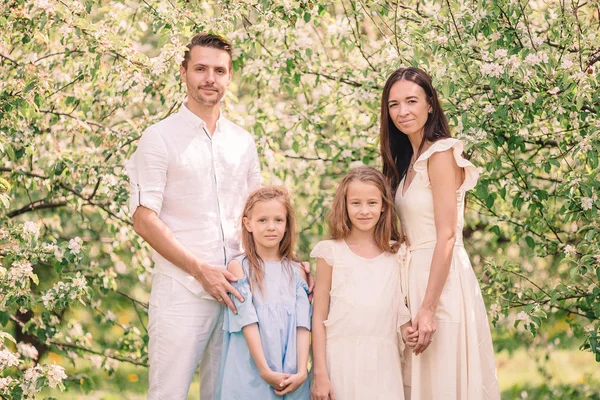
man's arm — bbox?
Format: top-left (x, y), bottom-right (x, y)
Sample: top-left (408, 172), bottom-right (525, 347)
top-left (132, 206), bottom-right (243, 312)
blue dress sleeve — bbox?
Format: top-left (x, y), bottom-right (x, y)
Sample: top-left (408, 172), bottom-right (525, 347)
top-left (223, 277), bottom-right (259, 333)
top-left (295, 276), bottom-right (311, 330)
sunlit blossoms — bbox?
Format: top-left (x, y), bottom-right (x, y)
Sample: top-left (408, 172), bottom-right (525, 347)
top-left (68, 236), bottom-right (83, 254)
top-left (0, 349), bottom-right (20, 370)
top-left (16, 343), bottom-right (38, 360)
top-left (47, 364), bottom-right (68, 388)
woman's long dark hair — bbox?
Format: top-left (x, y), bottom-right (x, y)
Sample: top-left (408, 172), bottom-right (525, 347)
top-left (380, 67), bottom-right (452, 194)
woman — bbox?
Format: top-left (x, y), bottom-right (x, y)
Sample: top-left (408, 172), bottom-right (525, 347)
top-left (380, 67), bottom-right (501, 399)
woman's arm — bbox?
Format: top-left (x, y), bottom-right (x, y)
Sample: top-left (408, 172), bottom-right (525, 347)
top-left (412, 149), bottom-right (462, 355)
top-left (310, 258), bottom-right (336, 400)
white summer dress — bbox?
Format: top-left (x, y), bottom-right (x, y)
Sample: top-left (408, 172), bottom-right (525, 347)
top-left (311, 239), bottom-right (411, 400)
top-left (394, 138), bottom-right (501, 399)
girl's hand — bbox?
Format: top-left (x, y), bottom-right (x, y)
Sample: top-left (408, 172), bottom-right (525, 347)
top-left (260, 369), bottom-right (291, 391)
top-left (274, 371), bottom-right (307, 396)
top-left (400, 322), bottom-right (419, 349)
top-left (412, 307), bottom-right (436, 355)
top-left (311, 374), bottom-right (336, 400)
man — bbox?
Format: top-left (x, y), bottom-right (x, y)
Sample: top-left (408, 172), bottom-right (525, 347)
top-left (126, 33), bottom-right (260, 399)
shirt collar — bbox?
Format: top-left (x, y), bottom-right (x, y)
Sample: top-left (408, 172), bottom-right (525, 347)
top-left (179, 98), bottom-right (224, 133)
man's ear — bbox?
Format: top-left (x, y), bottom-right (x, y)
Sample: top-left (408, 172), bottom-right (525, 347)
top-left (180, 65), bottom-right (187, 84)
top-left (242, 217), bottom-right (252, 232)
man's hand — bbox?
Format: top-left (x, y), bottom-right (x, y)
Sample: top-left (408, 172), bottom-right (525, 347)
top-left (300, 261), bottom-right (315, 301)
top-left (194, 263), bottom-right (244, 314)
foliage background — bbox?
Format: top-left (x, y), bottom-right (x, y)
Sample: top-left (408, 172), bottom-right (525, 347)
top-left (1, 0), bottom-right (599, 398)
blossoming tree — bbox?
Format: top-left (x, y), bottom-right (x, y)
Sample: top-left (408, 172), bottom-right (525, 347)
top-left (1, 0), bottom-right (598, 397)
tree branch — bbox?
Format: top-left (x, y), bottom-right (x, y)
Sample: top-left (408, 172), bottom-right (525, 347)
top-left (6, 199), bottom-right (68, 218)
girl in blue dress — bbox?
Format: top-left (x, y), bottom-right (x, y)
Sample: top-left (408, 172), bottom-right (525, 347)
top-left (216, 186), bottom-right (311, 399)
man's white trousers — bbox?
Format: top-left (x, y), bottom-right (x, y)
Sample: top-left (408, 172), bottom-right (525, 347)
top-left (147, 273), bottom-right (223, 399)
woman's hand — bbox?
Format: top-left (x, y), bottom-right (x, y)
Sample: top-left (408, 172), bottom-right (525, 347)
top-left (260, 369), bottom-right (291, 391)
top-left (400, 322), bottom-right (419, 349)
top-left (412, 307), bottom-right (436, 355)
top-left (311, 373), bottom-right (336, 400)
top-left (274, 371), bottom-right (308, 396)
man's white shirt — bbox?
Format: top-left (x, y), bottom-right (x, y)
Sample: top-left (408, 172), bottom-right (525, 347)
top-left (126, 102), bottom-right (261, 298)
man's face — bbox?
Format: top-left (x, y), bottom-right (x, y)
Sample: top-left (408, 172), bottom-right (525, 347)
top-left (180, 46), bottom-right (232, 107)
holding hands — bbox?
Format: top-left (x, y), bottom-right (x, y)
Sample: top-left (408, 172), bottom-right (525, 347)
top-left (411, 307), bottom-right (436, 355)
top-left (400, 322), bottom-right (419, 349)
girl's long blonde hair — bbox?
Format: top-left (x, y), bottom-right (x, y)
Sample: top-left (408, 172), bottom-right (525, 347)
top-left (328, 166), bottom-right (401, 253)
top-left (241, 186), bottom-right (299, 293)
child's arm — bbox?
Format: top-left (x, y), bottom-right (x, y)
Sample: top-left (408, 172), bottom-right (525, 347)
top-left (227, 260), bottom-right (291, 390)
top-left (310, 258), bottom-right (337, 400)
top-left (274, 268), bottom-right (311, 396)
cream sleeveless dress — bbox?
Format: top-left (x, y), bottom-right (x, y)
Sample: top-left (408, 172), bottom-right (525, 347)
top-left (311, 240), bottom-right (411, 400)
top-left (395, 138), bottom-right (501, 400)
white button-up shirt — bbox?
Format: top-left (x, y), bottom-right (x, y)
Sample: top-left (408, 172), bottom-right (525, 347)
top-left (126, 102), bottom-right (261, 297)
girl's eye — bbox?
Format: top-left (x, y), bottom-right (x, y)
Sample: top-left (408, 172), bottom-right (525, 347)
top-left (259, 218), bottom-right (266, 222)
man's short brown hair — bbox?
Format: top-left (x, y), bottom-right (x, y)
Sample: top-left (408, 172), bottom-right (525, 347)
top-left (181, 33), bottom-right (233, 70)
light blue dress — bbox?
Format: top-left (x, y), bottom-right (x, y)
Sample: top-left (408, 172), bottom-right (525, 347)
top-left (216, 256), bottom-right (311, 400)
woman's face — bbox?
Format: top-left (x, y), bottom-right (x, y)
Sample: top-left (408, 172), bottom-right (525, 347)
top-left (388, 80), bottom-right (432, 139)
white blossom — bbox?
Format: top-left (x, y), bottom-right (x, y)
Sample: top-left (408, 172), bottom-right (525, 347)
top-left (561, 58), bottom-right (574, 69)
top-left (489, 303), bottom-right (501, 319)
top-left (68, 237), bottom-right (83, 254)
top-left (0, 376), bottom-right (13, 390)
top-left (104, 357), bottom-right (119, 371)
top-left (0, 228), bottom-right (7, 240)
top-left (494, 49), bottom-right (508, 59)
top-left (516, 311), bottom-right (532, 325)
top-left (481, 62), bottom-right (504, 78)
top-left (22, 221), bottom-right (40, 238)
top-left (581, 197), bottom-right (594, 210)
top-left (47, 364), bottom-right (67, 388)
top-left (90, 355), bottom-right (103, 369)
top-left (8, 261), bottom-right (33, 283)
top-left (71, 274), bottom-right (87, 290)
top-left (17, 343), bottom-right (38, 360)
top-left (41, 291), bottom-right (55, 307)
top-left (563, 244), bottom-right (577, 256)
top-left (548, 87), bottom-right (560, 95)
top-left (483, 104), bottom-right (495, 114)
top-left (0, 349), bottom-right (20, 370)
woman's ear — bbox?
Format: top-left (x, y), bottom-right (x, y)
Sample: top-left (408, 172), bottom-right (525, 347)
top-left (242, 216), bottom-right (252, 232)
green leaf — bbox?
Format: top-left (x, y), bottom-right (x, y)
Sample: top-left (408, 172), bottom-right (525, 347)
top-left (525, 236), bottom-right (535, 248)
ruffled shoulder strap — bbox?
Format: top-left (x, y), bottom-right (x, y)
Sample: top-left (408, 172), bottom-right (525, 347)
top-left (310, 240), bottom-right (336, 266)
top-left (413, 138), bottom-right (479, 191)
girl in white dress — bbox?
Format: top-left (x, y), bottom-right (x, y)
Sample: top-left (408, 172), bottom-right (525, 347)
top-left (380, 67), bottom-right (501, 399)
top-left (310, 166), bottom-right (416, 400)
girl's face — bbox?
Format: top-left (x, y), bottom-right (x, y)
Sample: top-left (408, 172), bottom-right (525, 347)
top-left (388, 80), bottom-right (432, 139)
top-left (243, 199), bottom-right (287, 251)
top-left (346, 180), bottom-right (384, 234)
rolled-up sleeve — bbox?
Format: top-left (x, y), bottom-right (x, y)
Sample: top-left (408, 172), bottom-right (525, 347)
top-left (125, 128), bottom-right (168, 217)
top-left (247, 139), bottom-right (261, 192)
